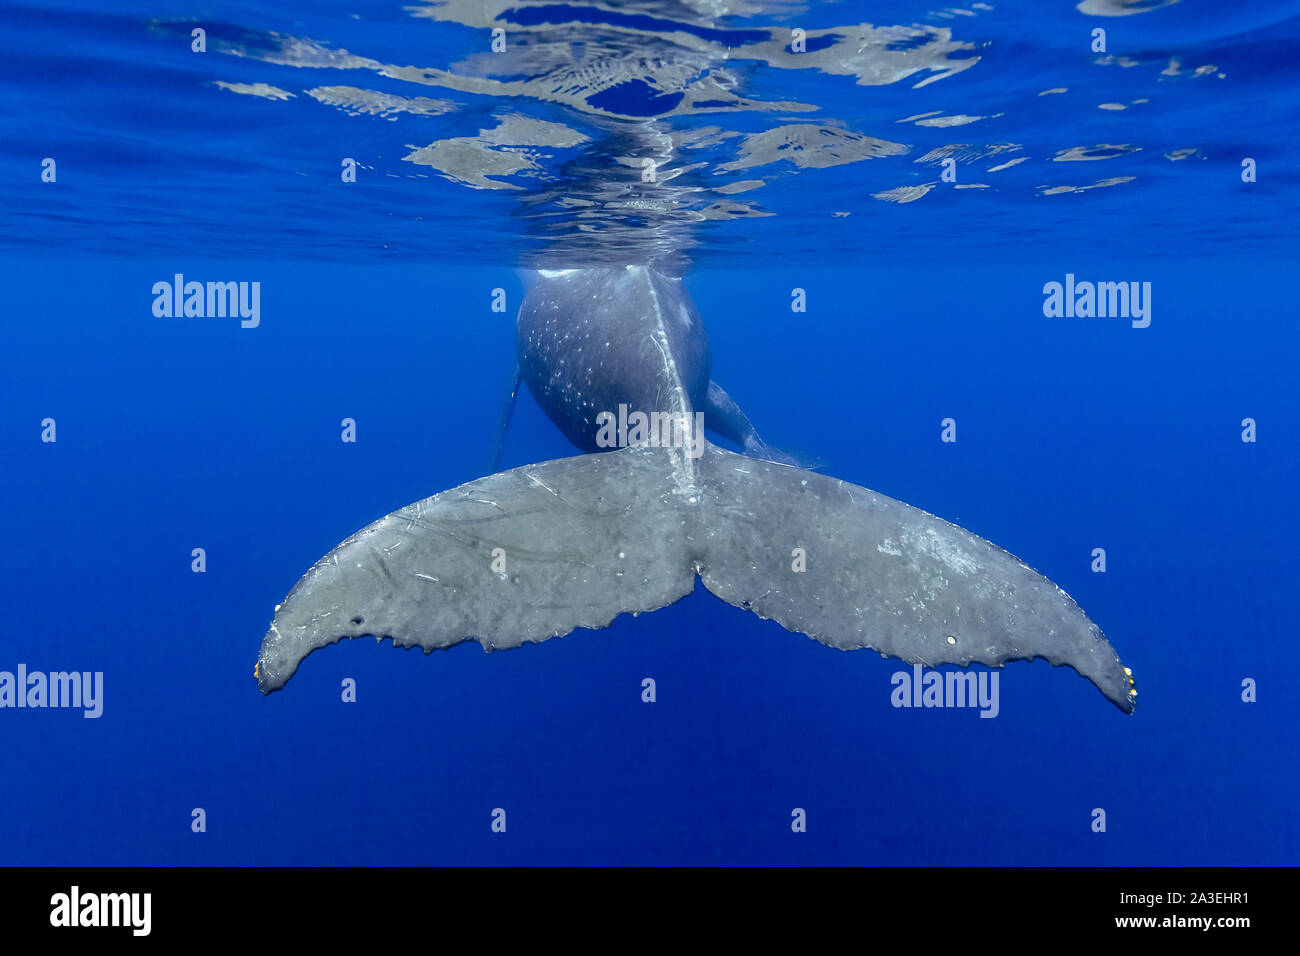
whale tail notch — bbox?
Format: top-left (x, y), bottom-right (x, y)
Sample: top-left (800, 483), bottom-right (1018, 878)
top-left (255, 443), bottom-right (1135, 713)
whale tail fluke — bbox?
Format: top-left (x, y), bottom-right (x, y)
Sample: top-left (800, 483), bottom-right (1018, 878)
top-left (255, 443), bottom-right (1135, 712)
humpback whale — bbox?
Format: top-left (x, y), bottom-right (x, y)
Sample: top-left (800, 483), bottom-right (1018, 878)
top-left (255, 266), bottom-right (1137, 713)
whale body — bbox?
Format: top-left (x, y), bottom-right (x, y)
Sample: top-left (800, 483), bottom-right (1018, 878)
top-left (255, 266), bottom-right (1136, 712)
top-left (515, 267), bottom-right (788, 463)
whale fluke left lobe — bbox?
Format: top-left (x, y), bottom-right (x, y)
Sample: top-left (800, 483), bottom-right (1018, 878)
top-left (255, 445), bottom-right (695, 693)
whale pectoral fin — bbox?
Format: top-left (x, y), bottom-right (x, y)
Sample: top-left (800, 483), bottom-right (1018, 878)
top-left (695, 445), bottom-right (1136, 713)
top-left (255, 447), bottom-right (694, 693)
top-left (704, 379), bottom-right (762, 451)
top-left (489, 362), bottom-right (524, 472)
top-left (705, 380), bottom-right (818, 469)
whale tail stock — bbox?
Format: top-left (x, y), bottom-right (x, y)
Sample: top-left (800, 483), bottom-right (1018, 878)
top-left (255, 442), bottom-right (1136, 713)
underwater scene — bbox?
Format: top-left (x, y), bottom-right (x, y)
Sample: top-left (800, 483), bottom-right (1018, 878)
top-left (1, 0), bottom-right (1297, 867)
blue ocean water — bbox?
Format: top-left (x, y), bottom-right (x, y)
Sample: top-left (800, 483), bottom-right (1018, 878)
top-left (1, 0), bottom-right (1297, 865)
